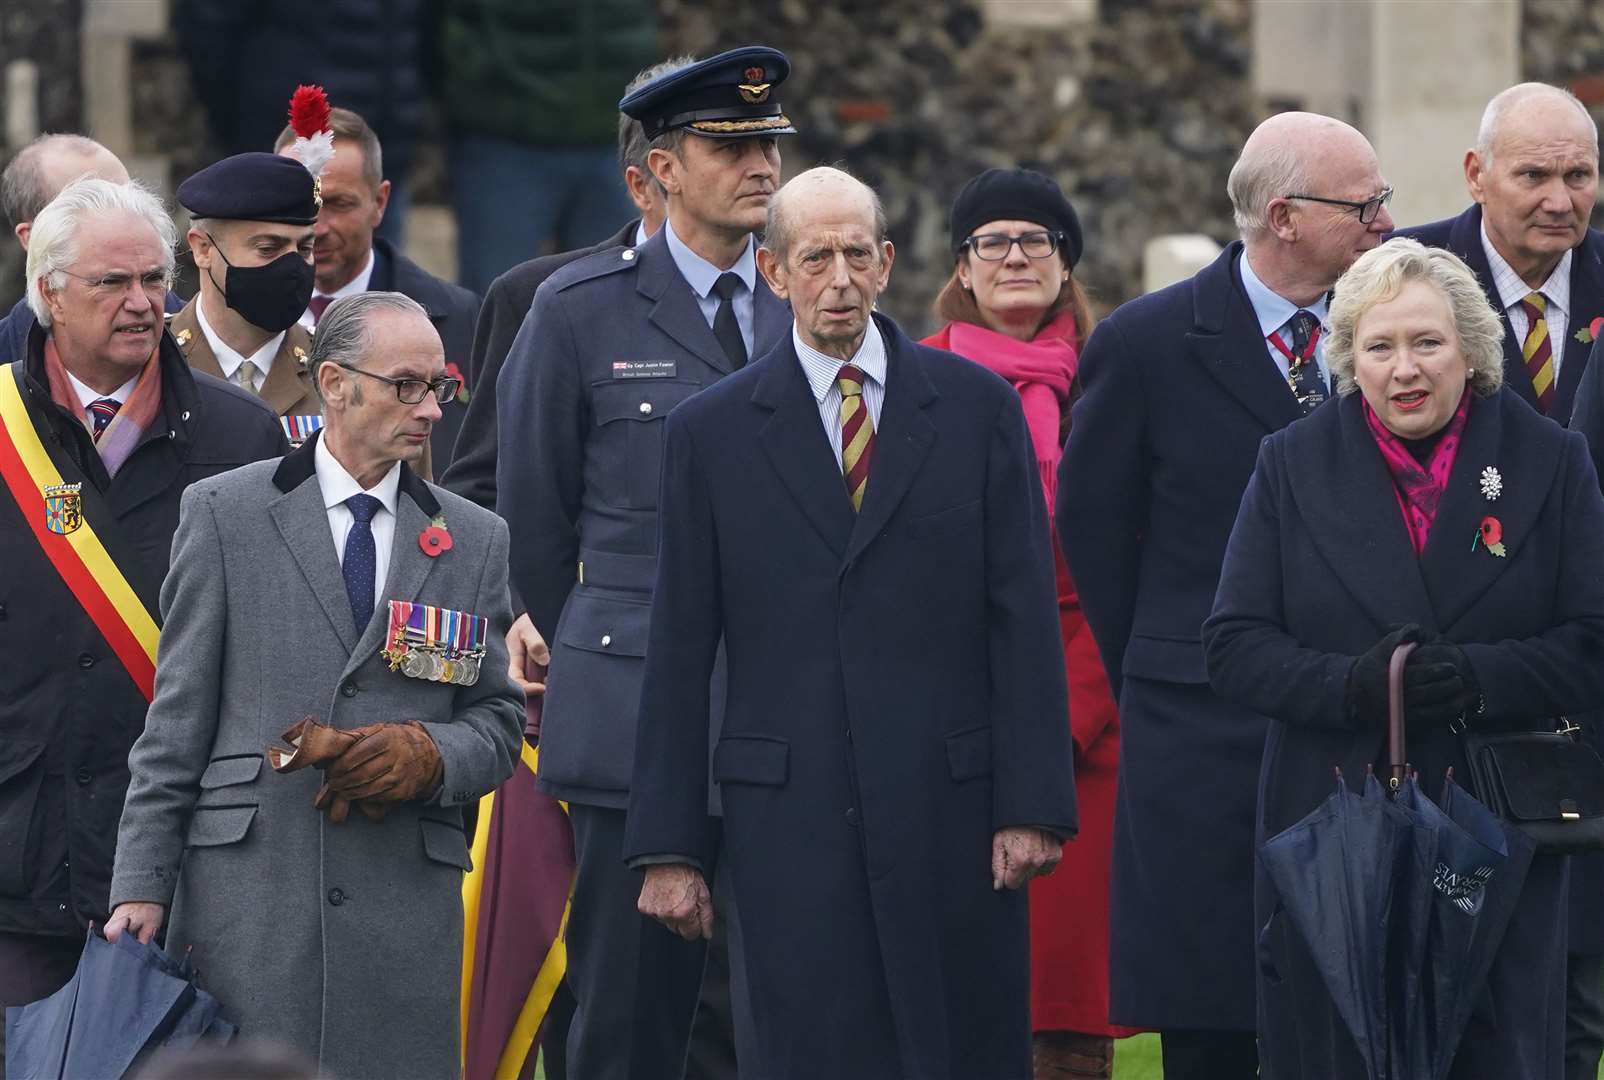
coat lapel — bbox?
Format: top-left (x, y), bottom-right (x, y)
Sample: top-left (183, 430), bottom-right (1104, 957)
top-left (636, 231), bottom-right (734, 376)
top-left (1283, 395), bottom-right (1435, 632)
top-left (259, 326), bottom-right (317, 415)
top-left (1419, 394), bottom-right (1558, 630)
top-left (269, 436), bottom-right (358, 653)
top-left (753, 338), bottom-right (855, 557)
top-left (344, 467), bottom-right (443, 674)
top-left (1555, 234), bottom-right (1604, 422)
top-left (1185, 244), bottom-right (1302, 434)
top-left (1447, 206), bottom-right (1542, 413)
top-left (753, 280), bottom-right (791, 358)
top-left (170, 302), bottom-right (224, 381)
top-left (845, 318), bottom-right (936, 566)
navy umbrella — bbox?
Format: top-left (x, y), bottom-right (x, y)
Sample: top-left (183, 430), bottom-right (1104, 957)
top-left (4, 929), bottom-right (236, 1079)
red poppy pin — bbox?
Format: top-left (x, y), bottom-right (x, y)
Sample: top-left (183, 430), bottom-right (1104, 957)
top-left (1575, 316), bottom-right (1604, 346)
top-left (444, 361), bottom-right (470, 404)
top-left (1473, 515), bottom-right (1506, 558)
top-left (419, 516), bottom-right (452, 557)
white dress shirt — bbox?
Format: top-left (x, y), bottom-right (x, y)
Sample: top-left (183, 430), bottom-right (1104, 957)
top-left (298, 247), bottom-right (377, 333)
top-left (794, 320), bottom-right (887, 468)
top-left (65, 371), bottom-right (137, 411)
top-left (1482, 221), bottom-right (1572, 377)
top-left (663, 219), bottom-right (757, 358)
top-left (194, 296), bottom-right (285, 393)
top-left (1238, 251), bottom-right (1332, 385)
top-left (314, 435), bottom-right (402, 615)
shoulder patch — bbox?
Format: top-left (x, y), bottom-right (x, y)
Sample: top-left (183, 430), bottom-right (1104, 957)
top-left (547, 246), bottom-right (640, 293)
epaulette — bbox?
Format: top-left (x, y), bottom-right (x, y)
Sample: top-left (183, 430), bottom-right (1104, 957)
top-left (548, 246), bottom-right (641, 293)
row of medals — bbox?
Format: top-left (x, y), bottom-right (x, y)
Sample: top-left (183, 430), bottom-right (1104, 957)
top-left (395, 643), bottom-right (485, 685)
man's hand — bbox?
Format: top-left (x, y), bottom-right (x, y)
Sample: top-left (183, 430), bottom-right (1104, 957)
top-left (991, 827), bottom-right (1063, 891)
top-left (638, 864), bottom-right (714, 941)
top-left (507, 614), bottom-right (550, 698)
top-left (105, 902), bottom-right (165, 945)
top-left (324, 721), bottom-right (443, 803)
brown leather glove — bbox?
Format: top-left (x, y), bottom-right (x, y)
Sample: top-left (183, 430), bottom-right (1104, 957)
top-left (323, 721), bottom-right (444, 804)
top-left (267, 717), bottom-right (388, 823)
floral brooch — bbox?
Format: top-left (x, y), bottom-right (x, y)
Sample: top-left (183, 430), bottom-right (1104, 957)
top-left (419, 515), bottom-right (453, 557)
top-left (1473, 466), bottom-right (1505, 557)
top-left (1479, 466), bottom-right (1502, 501)
top-left (1574, 317), bottom-right (1604, 346)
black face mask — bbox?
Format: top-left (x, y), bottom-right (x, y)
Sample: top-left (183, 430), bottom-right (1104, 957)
top-left (205, 234), bottom-right (315, 333)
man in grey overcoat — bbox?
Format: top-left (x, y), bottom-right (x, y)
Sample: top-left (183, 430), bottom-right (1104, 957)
top-left (105, 291), bottom-right (523, 1079)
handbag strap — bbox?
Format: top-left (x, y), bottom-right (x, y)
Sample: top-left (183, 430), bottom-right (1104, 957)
top-left (1387, 642), bottom-right (1417, 794)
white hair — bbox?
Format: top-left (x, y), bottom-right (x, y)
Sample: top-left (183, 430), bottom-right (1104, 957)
top-left (1227, 140), bottom-right (1315, 240)
top-left (26, 177), bottom-right (176, 328)
top-left (1475, 82), bottom-right (1599, 164)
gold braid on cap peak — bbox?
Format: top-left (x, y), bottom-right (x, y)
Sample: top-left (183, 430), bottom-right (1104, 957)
top-left (688, 114), bottom-right (793, 134)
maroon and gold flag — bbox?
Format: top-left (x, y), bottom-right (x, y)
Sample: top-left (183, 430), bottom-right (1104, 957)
top-left (461, 688), bottom-right (574, 1080)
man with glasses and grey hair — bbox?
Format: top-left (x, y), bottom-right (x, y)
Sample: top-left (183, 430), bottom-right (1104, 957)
top-left (0, 176), bottom-right (284, 1072)
top-left (107, 290), bottom-right (522, 1080)
top-left (1057, 111), bottom-right (1393, 1079)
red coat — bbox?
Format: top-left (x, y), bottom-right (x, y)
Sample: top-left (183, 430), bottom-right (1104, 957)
top-left (923, 325), bottom-right (1135, 1036)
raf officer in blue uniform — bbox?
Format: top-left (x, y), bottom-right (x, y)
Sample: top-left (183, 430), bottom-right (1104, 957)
top-left (493, 47), bottom-right (795, 1080)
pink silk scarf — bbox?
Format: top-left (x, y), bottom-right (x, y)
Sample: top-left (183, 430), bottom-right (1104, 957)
top-left (43, 334), bottom-right (162, 478)
top-left (1361, 389), bottom-right (1472, 556)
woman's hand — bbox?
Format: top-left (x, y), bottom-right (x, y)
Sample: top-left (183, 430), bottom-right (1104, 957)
top-left (1346, 624), bottom-right (1423, 723)
top-left (1405, 641), bottom-right (1478, 727)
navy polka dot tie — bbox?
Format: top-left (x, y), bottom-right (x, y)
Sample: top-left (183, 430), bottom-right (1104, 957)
top-left (343, 494), bottom-right (382, 633)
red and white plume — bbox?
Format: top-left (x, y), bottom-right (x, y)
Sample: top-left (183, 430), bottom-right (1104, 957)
top-left (284, 84), bottom-right (335, 178)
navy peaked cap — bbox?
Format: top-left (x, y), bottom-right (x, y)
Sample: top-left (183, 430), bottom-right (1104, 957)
top-left (177, 152), bottom-right (319, 225)
top-left (619, 46), bottom-right (797, 141)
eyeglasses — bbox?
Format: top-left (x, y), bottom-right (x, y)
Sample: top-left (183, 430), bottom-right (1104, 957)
top-left (333, 362), bottom-right (461, 405)
top-left (1282, 186), bottom-right (1394, 225)
top-left (59, 268), bottom-right (173, 295)
top-left (962, 231), bottom-right (1063, 261)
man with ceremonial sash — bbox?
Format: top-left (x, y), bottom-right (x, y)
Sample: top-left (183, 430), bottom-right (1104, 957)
top-left (0, 177), bottom-right (284, 1072)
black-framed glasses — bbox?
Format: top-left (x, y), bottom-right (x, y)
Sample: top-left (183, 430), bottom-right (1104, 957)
top-left (59, 267), bottom-right (173, 295)
top-left (962, 230), bottom-right (1063, 261)
top-left (1283, 186), bottom-right (1394, 224)
top-left (333, 361), bottom-right (460, 405)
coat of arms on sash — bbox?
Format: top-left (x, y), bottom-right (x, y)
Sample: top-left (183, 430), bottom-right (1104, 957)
top-left (43, 482), bottom-right (83, 535)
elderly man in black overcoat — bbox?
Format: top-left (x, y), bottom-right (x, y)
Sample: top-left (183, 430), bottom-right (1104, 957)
top-left (1057, 111), bottom-right (1394, 1077)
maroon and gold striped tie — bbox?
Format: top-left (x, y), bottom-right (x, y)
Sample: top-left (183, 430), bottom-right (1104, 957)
top-left (837, 364), bottom-right (875, 511)
top-left (1521, 292), bottom-right (1555, 414)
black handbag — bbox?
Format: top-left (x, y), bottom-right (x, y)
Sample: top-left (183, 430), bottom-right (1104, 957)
top-left (1385, 643), bottom-right (1604, 853)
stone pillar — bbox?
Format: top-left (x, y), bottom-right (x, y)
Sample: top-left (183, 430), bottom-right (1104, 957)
top-left (81, 0), bottom-right (171, 193)
top-left (1252, 0), bottom-right (1519, 228)
top-left (1143, 234), bottom-right (1224, 294)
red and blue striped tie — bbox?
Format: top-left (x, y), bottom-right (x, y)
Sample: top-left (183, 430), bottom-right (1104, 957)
top-left (87, 397), bottom-right (121, 442)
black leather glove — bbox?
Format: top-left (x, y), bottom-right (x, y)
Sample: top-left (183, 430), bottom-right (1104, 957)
top-left (1405, 640), bottom-right (1480, 729)
top-left (1347, 624), bottom-right (1423, 724)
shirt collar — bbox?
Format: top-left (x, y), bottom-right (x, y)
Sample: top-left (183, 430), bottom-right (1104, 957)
top-left (1238, 249), bottom-right (1330, 338)
top-left (663, 218), bottom-right (756, 299)
top-left (65, 369), bottom-right (138, 409)
top-left (633, 221), bottom-right (651, 248)
top-left (794, 318), bottom-right (888, 404)
top-left (1480, 220), bottom-right (1572, 315)
top-left (313, 433), bottom-right (402, 516)
top-left (316, 247), bottom-right (377, 304)
top-left (194, 295), bottom-right (285, 380)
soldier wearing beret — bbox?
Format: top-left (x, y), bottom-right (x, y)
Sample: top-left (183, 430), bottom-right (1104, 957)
top-left (493, 46), bottom-right (796, 1079)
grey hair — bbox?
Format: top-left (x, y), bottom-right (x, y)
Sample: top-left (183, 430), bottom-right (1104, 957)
top-left (1227, 140), bottom-right (1315, 239)
top-left (26, 177), bottom-right (176, 328)
top-left (1325, 237), bottom-right (1505, 398)
top-left (620, 56), bottom-right (697, 197)
top-left (309, 290), bottom-right (430, 402)
top-left (762, 165), bottom-right (889, 263)
top-left (1475, 82), bottom-right (1598, 164)
top-left (2, 133), bottom-right (116, 229)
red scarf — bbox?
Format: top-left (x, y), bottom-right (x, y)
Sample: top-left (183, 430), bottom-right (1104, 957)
top-left (927, 309), bottom-right (1079, 510)
top-left (1362, 389), bottom-right (1472, 555)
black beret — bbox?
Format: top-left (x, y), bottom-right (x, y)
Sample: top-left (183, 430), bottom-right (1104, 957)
top-left (949, 168), bottom-right (1084, 269)
top-left (177, 152), bottom-right (318, 226)
top-left (619, 46), bottom-right (796, 141)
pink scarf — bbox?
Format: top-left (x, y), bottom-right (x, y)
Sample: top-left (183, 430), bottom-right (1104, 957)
top-left (43, 334), bottom-right (163, 478)
top-left (936, 309), bottom-right (1079, 509)
top-left (1362, 389), bottom-right (1472, 555)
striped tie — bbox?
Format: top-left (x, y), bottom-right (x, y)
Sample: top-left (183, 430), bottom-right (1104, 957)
top-left (87, 397), bottom-right (121, 442)
top-left (837, 364), bottom-right (875, 511)
top-left (1521, 292), bottom-right (1555, 414)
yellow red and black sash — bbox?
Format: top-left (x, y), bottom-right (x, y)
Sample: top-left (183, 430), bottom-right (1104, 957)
top-left (0, 363), bottom-right (159, 700)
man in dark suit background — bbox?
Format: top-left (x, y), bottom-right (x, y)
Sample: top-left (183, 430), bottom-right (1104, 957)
top-left (1057, 111), bottom-right (1394, 1079)
top-left (624, 164), bottom-right (1075, 1080)
top-left (273, 108), bottom-right (480, 467)
top-left (1393, 82), bottom-right (1603, 426)
top-left (1401, 83), bottom-right (1604, 1080)
top-left (441, 57), bottom-right (683, 514)
top-left (492, 48), bottom-right (795, 1080)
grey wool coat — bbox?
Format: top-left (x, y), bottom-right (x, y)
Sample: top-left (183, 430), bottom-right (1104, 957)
top-left (110, 433), bottom-right (523, 1080)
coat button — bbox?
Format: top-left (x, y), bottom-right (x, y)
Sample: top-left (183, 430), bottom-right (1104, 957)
top-left (601, 634), bottom-right (612, 648)
top-left (639, 402), bottom-right (653, 415)
top-left (845, 807), bottom-right (860, 826)
top-left (77, 653), bottom-right (95, 669)
top-left (341, 682), bottom-right (358, 697)
top-left (75, 768), bottom-right (92, 785)
top-left (622, 249), bottom-right (636, 262)
top-left (327, 888), bottom-right (345, 906)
